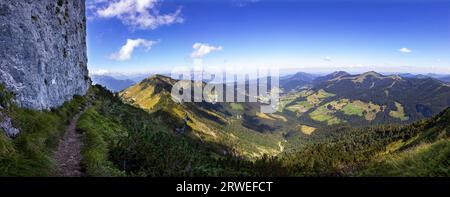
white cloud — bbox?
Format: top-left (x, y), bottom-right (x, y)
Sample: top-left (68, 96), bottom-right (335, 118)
top-left (110, 38), bottom-right (158, 61)
top-left (398, 47), bottom-right (412, 53)
top-left (190, 43), bottom-right (223, 58)
top-left (231, 0), bottom-right (260, 7)
top-left (92, 0), bottom-right (183, 30)
top-left (323, 57), bottom-right (332, 61)
top-left (90, 69), bottom-right (110, 76)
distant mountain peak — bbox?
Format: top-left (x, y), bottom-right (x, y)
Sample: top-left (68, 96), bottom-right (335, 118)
top-left (311, 71), bottom-right (351, 85)
top-left (331, 71), bottom-right (351, 77)
top-left (288, 72), bottom-right (316, 82)
top-left (415, 74), bottom-right (432, 79)
top-left (141, 74), bottom-right (175, 85)
top-left (322, 71), bottom-right (351, 81)
top-left (361, 71), bottom-right (383, 77)
top-left (292, 71), bottom-right (311, 77)
top-left (279, 72), bottom-right (317, 92)
top-left (351, 71), bottom-right (385, 83)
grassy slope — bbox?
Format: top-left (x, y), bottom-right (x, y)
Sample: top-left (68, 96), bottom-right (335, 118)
top-left (1, 81), bottom-right (449, 177)
top-left (117, 76), bottom-right (449, 176)
top-left (359, 139), bottom-right (449, 176)
top-left (358, 107), bottom-right (450, 176)
top-left (77, 108), bottom-right (126, 176)
top-left (119, 76), bottom-right (282, 159)
top-left (79, 85), bottom-right (284, 176)
top-left (0, 84), bottom-right (86, 176)
top-left (278, 106), bottom-right (450, 177)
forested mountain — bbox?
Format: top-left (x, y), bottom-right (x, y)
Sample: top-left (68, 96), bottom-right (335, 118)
top-left (278, 71), bottom-right (450, 132)
top-left (119, 75), bottom-right (284, 158)
top-left (441, 76), bottom-right (450, 83)
top-left (116, 72), bottom-right (450, 149)
top-left (113, 72), bottom-right (450, 174)
top-left (1, 71), bottom-right (449, 177)
top-left (279, 107), bottom-right (450, 176)
top-left (280, 72), bottom-right (317, 92)
top-left (400, 73), bottom-right (450, 83)
top-left (314, 71), bottom-right (450, 119)
top-left (1, 80), bottom-right (449, 177)
top-left (79, 86), bottom-right (450, 176)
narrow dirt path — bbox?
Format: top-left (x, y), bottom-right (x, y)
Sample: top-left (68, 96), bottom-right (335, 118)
top-left (54, 111), bottom-right (84, 177)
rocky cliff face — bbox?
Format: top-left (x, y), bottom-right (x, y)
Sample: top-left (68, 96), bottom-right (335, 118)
top-left (0, 0), bottom-right (89, 110)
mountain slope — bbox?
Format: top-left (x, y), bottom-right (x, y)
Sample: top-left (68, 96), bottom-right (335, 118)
top-left (280, 72), bottom-right (316, 93)
top-left (78, 85), bottom-right (286, 176)
top-left (440, 76), bottom-right (450, 83)
top-left (119, 75), bottom-right (284, 158)
top-left (88, 84), bottom-right (450, 177)
top-left (358, 107), bottom-right (450, 176)
top-left (359, 140), bottom-right (449, 176)
top-left (279, 71), bottom-right (450, 128)
top-left (0, 85), bottom-right (87, 176)
top-left (2, 82), bottom-right (449, 177)
top-left (119, 72), bottom-right (450, 156)
top-left (316, 71), bottom-right (450, 118)
top-left (280, 107), bottom-right (450, 176)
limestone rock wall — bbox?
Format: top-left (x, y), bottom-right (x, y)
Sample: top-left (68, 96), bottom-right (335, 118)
top-left (0, 0), bottom-right (89, 109)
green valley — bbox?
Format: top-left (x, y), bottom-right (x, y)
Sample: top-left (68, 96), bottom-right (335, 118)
top-left (1, 71), bottom-right (450, 177)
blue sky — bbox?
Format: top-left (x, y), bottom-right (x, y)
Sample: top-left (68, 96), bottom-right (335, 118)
top-left (86, 0), bottom-right (450, 75)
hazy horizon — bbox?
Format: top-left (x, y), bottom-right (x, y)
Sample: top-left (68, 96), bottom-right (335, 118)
top-left (89, 67), bottom-right (450, 77)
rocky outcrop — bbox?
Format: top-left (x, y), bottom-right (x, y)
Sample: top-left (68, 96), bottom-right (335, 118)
top-left (0, 111), bottom-right (19, 137)
top-left (0, 0), bottom-right (89, 110)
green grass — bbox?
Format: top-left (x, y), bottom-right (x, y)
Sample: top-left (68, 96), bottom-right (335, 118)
top-left (77, 108), bottom-right (126, 177)
top-left (283, 90), bottom-right (334, 114)
top-left (222, 120), bottom-right (282, 158)
top-left (278, 91), bottom-right (311, 111)
top-left (298, 101), bottom-right (313, 108)
top-left (383, 135), bottom-right (420, 154)
top-left (360, 139), bottom-right (450, 177)
top-left (0, 88), bottom-right (86, 176)
top-left (230, 103), bottom-right (244, 111)
top-left (83, 86), bottom-right (287, 176)
top-left (342, 103), bottom-right (364, 116)
top-left (298, 124), bottom-right (316, 135)
top-left (2, 82), bottom-right (448, 177)
top-left (286, 101), bottom-right (313, 114)
top-left (389, 102), bottom-right (409, 121)
top-left (309, 106), bottom-right (342, 125)
top-left (308, 99), bottom-right (382, 122)
top-left (316, 89), bottom-right (335, 99)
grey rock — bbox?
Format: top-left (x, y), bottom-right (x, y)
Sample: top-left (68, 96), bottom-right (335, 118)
top-left (0, 0), bottom-right (89, 110)
top-left (0, 112), bottom-right (19, 138)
